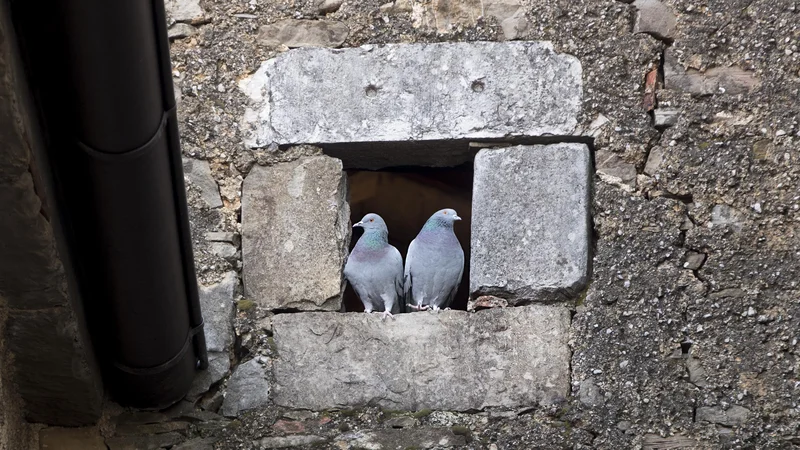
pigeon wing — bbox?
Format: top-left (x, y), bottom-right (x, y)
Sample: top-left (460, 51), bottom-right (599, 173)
top-left (387, 246), bottom-right (405, 313)
top-left (403, 238), bottom-right (418, 306)
top-left (442, 246), bottom-right (465, 308)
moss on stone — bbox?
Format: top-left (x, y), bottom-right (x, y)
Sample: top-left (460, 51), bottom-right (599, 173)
top-left (451, 425), bottom-right (473, 442)
top-left (340, 408), bottom-right (359, 417)
top-left (237, 299), bottom-right (256, 311)
top-left (412, 409), bottom-right (432, 419)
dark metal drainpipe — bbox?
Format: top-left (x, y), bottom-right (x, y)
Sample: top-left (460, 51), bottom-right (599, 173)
top-left (9, 0), bottom-right (208, 408)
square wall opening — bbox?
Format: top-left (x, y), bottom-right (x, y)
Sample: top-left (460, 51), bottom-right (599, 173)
top-left (343, 163), bottom-right (473, 312)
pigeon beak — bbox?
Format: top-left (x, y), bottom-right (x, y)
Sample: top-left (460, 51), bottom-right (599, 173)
top-left (454, 215), bottom-right (462, 221)
top-left (353, 221), bottom-right (363, 228)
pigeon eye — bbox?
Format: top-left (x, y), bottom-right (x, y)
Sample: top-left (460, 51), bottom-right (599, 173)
top-left (369, 218), bottom-right (374, 222)
top-left (443, 211), bottom-right (447, 215)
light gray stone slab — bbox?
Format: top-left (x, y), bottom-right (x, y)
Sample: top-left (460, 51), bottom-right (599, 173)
top-left (168, 23), bottom-right (197, 40)
top-left (654, 108), bottom-right (679, 128)
top-left (221, 359), bottom-right (270, 417)
top-left (187, 351), bottom-right (230, 400)
top-left (644, 146), bottom-right (664, 175)
top-left (183, 157), bottom-right (223, 209)
top-left (165, 0), bottom-right (205, 23)
top-left (272, 305), bottom-right (570, 411)
top-left (242, 156), bottom-right (350, 311)
top-left (199, 272), bottom-right (236, 352)
top-left (316, 0), bottom-right (342, 14)
top-left (240, 41), bottom-right (582, 149)
top-left (470, 144), bottom-right (590, 302)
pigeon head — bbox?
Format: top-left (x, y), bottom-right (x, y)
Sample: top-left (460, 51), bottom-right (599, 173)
top-left (423, 208), bottom-right (462, 230)
top-left (353, 213), bottom-right (388, 233)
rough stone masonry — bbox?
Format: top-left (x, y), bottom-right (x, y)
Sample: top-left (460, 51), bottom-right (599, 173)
top-left (237, 40), bottom-right (589, 415)
top-left (124, 0), bottom-right (800, 448)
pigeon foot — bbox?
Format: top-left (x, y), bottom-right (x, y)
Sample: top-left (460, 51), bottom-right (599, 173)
top-left (406, 303), bottom-right (429, 311)
top-left (381, 311), bottom-right (395, 321)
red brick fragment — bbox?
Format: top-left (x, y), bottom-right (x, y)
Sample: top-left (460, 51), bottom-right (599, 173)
top-left (643, 68), bottom-right (658, 111)
top-left (272, 419), bottom-right (306, 434)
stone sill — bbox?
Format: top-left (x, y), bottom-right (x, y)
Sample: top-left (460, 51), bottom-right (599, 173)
top-left (271, 305), bottom-right (570, 411)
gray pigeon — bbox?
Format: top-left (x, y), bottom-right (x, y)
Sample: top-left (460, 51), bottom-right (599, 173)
top-left (405, 208), bottom-right (464, 312)
top-left (344, 213), bottom-right (404, 320)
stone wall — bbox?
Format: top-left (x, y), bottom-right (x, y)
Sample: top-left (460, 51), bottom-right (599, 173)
top-left (0, 0), bottom-right (102, 431)
top-left (160, 0), bottom-right (800, 447)
top-left (0, 310), bottom-right (34, 450)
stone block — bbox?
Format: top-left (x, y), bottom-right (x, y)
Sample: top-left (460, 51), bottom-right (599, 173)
top-left (272, 305), bottom-right (570, 411)
top-left (632, 0), bottom-right (677, 41)
top-left (182, 157), bottom-right (222, 209)
top-left (260, 435), bottom-right (327, 448)
top-left (221, 359), bottom-right (270, 417)
top-left (242, 156), bottom-right (350, 311)
top-left (199, 272), bottom-right (236, 352)
top-left (241, 41), bottom-right (582, 152)
top-left (412, 0), bottom-right (529, 40)
top-left (6, 308), bottom-right (103, 425)
top-left (643, 434), bottom-right (700, 450)
top-left (470, 144), bottom-right (591, 302)
top-left (257, 19), bottom-right (349, 48)
top-left (168, 23), bottom-right (197, 40)
top-left (187, 351), bottom-right (229, 400)
top-left (696, 405), bottom-right (750, 427)
top-left (106, 433), bottom-right (184, 450)
top-left (173, 438), bottom-right (217, 450)
top-left (334, 428), bottom-right (467, 449)
top-left (316, 0), bottom-right (342, 14)
top-left (644, 146), bottom-right (664, 175)
top-left (654, 108), bottom-right (679, 128)
top-left (165, 0), bottom-right (205, 23)
top-left (664, 49), bottom-right (760, 96)
top-left (39, 427), bottom-right (106, 450)
top-left (0, 109), bottom-right (29, 184)
top-left (595, 150), bottom-right (636, 186)
top-left (0, 173), bottom-right (65, 301)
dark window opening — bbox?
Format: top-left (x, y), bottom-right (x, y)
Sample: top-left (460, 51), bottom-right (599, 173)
top-left (343, 163), bottom-right (473, 312)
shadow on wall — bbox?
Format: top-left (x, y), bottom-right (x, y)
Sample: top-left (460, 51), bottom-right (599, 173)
top-left (344, 163), bottom-right (473, 312)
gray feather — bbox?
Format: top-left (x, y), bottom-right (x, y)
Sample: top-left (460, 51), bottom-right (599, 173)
top-left (404, 208), bottom-right (465, 310)
top-left (344, 213), bottom-right (404, 314)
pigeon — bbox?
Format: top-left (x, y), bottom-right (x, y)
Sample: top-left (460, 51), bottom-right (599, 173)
top-left (344, 213), bottom-right (404, 320)
top-left (404, 208), bottom-right (464, 312)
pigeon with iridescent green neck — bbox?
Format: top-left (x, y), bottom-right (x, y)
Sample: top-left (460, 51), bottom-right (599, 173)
top-left (405, 208), bottom-right (464, 312)
top-left (344, 213), bottom-right (404, 320)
